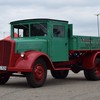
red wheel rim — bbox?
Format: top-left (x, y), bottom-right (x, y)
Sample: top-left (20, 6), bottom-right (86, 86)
top-left (34, 64), bottom-right (44, 81)
top-left (95, 62), bottom-right (100, 77)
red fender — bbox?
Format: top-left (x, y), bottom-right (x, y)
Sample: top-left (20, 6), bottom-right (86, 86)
top-left (9, 51), bottom-right (54, 72)
top-left (82, 51), bottom-right (100, 69)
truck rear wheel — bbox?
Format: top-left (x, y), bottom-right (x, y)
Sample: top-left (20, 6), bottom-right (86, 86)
top-left (51, 70), bottom-right (69, 79)
top-left (84, 58), bottom-right (100, 80)
top-left (26, 58), bottom-right (47, 88)
top-left (0, 73), bottom-right (10, 85)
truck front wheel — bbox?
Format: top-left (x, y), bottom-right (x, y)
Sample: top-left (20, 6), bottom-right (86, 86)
top-left (51, 70), bottom-right (69, 79)
top-left (0, 73), bottom-right (10, 85)
top-left (84, 58), bottom-right (100, 80)
top-left (26, 58), bottom-right (47, 88)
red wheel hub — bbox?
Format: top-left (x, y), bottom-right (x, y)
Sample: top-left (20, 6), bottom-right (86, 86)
top-left (34, 64), bottom-right (44, 81)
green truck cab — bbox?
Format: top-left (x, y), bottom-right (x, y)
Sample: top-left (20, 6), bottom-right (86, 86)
top-left (0, 18), bottom-right (100, 87)
top-left (11, 19), bottom-right (69, 61)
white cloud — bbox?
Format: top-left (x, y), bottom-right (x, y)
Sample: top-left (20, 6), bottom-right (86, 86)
top-left (0, 0), bottom-right (100, 39)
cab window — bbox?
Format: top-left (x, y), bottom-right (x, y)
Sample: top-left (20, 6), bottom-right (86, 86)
top-left (30, 23), bottom-right (47, 36)
top-left (53, 25), bottom-right (65, 37)
top-left (14, 24), bottom-right (29, 38)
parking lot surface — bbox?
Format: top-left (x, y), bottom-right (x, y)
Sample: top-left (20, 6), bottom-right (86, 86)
top-left (0, 71), bottom-right (100, 100)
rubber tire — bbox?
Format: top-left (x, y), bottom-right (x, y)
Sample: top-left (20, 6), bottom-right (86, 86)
top-left (51, 70), bottom-right (69, 79)
top-left (84, 58), bottom-right (100, 81)
top-left (26, 58), bottom-right (47, 88)
top-left (0, 73), bottom-right (10, 85)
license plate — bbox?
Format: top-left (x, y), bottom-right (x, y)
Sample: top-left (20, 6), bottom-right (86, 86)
top-left (0, 66), bottom-right (7, 71)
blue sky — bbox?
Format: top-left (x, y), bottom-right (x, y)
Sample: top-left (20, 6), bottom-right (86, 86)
top-left (0, 0), bottom-right (100, 39)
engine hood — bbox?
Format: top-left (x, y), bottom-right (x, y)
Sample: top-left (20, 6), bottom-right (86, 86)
top-left (14, 38), bottom-right (47, 53)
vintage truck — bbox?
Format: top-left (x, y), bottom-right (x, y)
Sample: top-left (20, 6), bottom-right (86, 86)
top-left (0, 18), bottom-right (100, 88)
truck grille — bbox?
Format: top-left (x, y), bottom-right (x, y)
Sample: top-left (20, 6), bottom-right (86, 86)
top-left (0, 41), bottom-right (11, 66)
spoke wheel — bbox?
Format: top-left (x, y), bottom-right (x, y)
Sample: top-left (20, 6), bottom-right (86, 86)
top-left (51, 70), bottom-right (69, 79)
top-left (84, 58), bottom-right (100, 80)
top-left (0, 73), bottom-right (10, 85)
top-left (26, 58), bottom-right (47, 88)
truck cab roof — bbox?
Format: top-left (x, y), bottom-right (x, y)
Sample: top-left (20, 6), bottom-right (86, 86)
top-left (10, 18), bottom-right (68, 24)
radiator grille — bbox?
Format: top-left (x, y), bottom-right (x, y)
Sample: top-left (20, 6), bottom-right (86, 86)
top-left (0, 41), bottom-right (11, 66)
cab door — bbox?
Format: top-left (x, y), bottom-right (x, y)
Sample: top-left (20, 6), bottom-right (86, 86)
top-left (51, 22), bottom-right (69, 62)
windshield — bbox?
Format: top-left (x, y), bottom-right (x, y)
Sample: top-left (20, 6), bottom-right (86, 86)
top-left (30, 23), bottom-right (47, 36)
top-left (13, 23), bottom-right (47, 38)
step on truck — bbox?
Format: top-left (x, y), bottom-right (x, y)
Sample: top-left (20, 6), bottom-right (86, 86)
top-left (0, 18), bottom-right (100, 88)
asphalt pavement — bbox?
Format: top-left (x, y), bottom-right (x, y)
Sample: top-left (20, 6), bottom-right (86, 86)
top-left (0, 71), bottom-right (100, 100)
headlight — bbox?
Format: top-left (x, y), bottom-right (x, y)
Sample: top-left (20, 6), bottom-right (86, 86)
top-left (21, 52), bottom-right (25, 58)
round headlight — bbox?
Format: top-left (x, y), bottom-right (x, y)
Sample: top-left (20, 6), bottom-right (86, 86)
top-left (21, 52), bottom-right (25, 58)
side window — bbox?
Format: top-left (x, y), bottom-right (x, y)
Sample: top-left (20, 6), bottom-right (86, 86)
top-left (14, 24), bottom-right (29, 38)
top-left (30, 23), bottom-right (47, 36)
top-left (53, 25), bottom-right (65, 37)
top-left (19, 29), bottom-right (24, 37)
